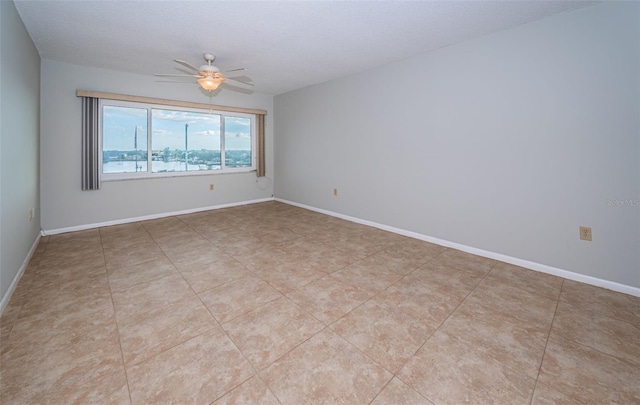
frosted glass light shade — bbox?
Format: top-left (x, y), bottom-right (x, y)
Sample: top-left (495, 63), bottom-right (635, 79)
top-left (198, 76), bottom-right (222, 91)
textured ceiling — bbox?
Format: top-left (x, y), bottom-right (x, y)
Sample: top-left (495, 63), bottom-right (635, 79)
top-left (14, 0), bottom-right (595, 95)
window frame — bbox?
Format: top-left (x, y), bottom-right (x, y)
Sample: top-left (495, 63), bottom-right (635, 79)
top-left (99, 99), bottom-right (257, 182)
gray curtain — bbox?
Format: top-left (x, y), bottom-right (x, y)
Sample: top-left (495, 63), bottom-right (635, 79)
top-left (256, 114), bottom-right (265, 177)
top-left (81, 97), bottom-right (100, 190)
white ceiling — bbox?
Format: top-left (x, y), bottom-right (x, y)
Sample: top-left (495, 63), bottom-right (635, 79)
top-left (14, 0), bottom-right (595, 95)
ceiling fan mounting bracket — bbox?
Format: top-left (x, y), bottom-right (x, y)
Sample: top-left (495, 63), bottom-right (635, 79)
top-left (203, 53), bottom-right (216, 63)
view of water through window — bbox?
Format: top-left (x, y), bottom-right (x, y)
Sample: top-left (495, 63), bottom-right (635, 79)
top-left (102, 104), bottom-right (252, 176)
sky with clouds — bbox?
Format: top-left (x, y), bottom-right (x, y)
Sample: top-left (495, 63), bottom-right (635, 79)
top-left (103, 106), bottom-right (252, 151)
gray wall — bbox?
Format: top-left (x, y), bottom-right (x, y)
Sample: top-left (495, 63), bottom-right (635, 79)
top-left (0, 1), bottom-right (41, 301)
top-left (274, 3), bottom-right (640, 288)
top-left (41, 60), bottom-right (274, 232)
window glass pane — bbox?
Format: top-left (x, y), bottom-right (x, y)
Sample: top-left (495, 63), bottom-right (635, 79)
top-left (151, 110), bottom-right (221, 173)
top-left (224, 116), bottom-right (252, 168)
top-left (102, 106), bottom-right (148, 173)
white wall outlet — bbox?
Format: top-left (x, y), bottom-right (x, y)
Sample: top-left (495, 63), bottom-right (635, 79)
top-left (209, 184), bottom-right (214, 191)
top-left (333, 188), bottom-right (338, 196)
top-left (29, 208), bottom-right (34, 222)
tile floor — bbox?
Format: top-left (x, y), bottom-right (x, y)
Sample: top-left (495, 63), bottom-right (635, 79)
top-left (1, 201), bottom-right (639, 404)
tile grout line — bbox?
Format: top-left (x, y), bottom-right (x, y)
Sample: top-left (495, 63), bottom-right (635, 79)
top-left (99, 226), bottom-right (135, 405)
top-left (528, 278), bottom-right (565, 405)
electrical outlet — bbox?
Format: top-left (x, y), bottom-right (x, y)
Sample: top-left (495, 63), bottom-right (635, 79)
top-left (29, 208), bottom-right (34, 222)
top-left (333, 188), bottom-right (338, 196)
top-left (579, 226), bottom-right (592, 241)
top-left (209, 184), bottom-right (214, 191)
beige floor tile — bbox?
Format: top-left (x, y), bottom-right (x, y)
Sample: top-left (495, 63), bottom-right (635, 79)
top-left (398, 332), bottom-right (536, 405)
top-left (31, 263), bottom-right (108, 293)
top-left (0, 313), bottom-right (18, 342)
top-left (252, 262), bottom-right (326, 294)
top-left (101, 231), bottom-right (154, 249)
top-left (35, 250), bottom-right (106, 271)
top-left (100, 223), bottom-right (154, 242)
top-left (16, 285), bottom-right (114, 325)
top-left (286, 275), bottom-right (373, 324)
top-left (438, 299), bottom-right (552, 378)
top-left (42, 244), bottom-right (103, 260)
top-left (141, 217), bottom-right (189, 234)
top-left (199, 276), bottom-right (282, 323)
top-left (410, 262), bottom-right (484, 297)
top-left (2, 313), bottom-right (125, 405)
top-left (279, 221), bottom-right (318, 237)
top-left (212, 376), bottom-right (280, 405)
top-left (100, 231), bottom-right (155, 250)
top-left (374, 268), bottom-right (477, 328)
top-left (99, 222), bottom-right (148, 237)
top-left (487, 262), bottom-right (563, 300)
top-left (108, 257), bottom-right (178, 291)
top-left (304, 225), bottom-right (368, 246)
top-left (385, 238), bottom-right (447, 261)
top-left (46, 229), bottom-right (101, 242)
top-left (156, 235), bottom-right (217, 257)
top-left (552, 299), bottom-right (640, 366)
top-left (538, 336), bottom-right (640, 404)
top-left (331, 297), bottom-right (434, 374)
top-left (2, 304), bottom-right (117, 359)
top-left (371, 377), bottom-right (434, 405)
top-left (127, 328), bottom-right (255, 404)
top-left (169, 244), bottom-right (230, 270)
top-left (111, 273), bottom-right (195, 322)
top-left (223, 296), bottom-right (324, 369)
top-left (331, 260), bottom-right (405, 295)
top-left (48, 228), bottom-right (102, 241)
top-left (531, 382), bottom-right (580, 405)
top-left (361, 247), bottom-right (433, 276)
top-left (104, 241), bottom-right (166, 270)
top-left (433, 248), bottom-right (497, 275)
top-left (261, 328), bottom-right (392, 404)
top-left (117, 295), bottom-right (217, 366)
top-left (252, 226), bottom-right (299, 244)
top-left (212, 233), bottom-right (267, 255)
top-left (467, 276), bottom-right (559, 326)
top-left (1, 364), bottom-right (131, 405)
top-left (560, 280), bottom-right (640, 325)
top-left (179, 256), bottom-right (249, 293)
top-left (1, 272), bottom-right (34, 314)
top-left (322, 231), bottom-right (396, 258)
top-left (229, 245), bottom-right (289, 271)
top-left (279, 237), bottom-right (362, 273)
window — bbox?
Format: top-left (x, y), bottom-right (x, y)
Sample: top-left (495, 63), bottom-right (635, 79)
top-left (100, 100), bottom-right (255, 180)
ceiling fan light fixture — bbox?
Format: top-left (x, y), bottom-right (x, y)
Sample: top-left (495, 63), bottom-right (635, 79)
top-left (198, 76), bottom-right (222, 91)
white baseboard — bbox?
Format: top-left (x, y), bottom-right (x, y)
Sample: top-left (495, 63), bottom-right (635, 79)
top-left (276, 198), bottom-right (640, 298)
top-left (0, 233), bottom-right (41, 316)
top-left (42, 197), bottom-right (274, 236)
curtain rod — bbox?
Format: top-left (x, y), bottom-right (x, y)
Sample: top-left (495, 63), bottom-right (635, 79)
top-left (76, 90), bottom-right (267, 116)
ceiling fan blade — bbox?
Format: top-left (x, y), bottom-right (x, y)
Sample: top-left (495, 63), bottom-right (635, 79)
top-left (224, 77), bottom-right (254, 87)
top-left (222, 68), bottom-right (248, 77)
top-left (174, 59), bottom-right (200, 72)
top-left (155, 73), bottom-right (201, 78)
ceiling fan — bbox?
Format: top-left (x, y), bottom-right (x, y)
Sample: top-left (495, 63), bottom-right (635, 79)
top-left (155, 53), bottom-right (253, 92)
